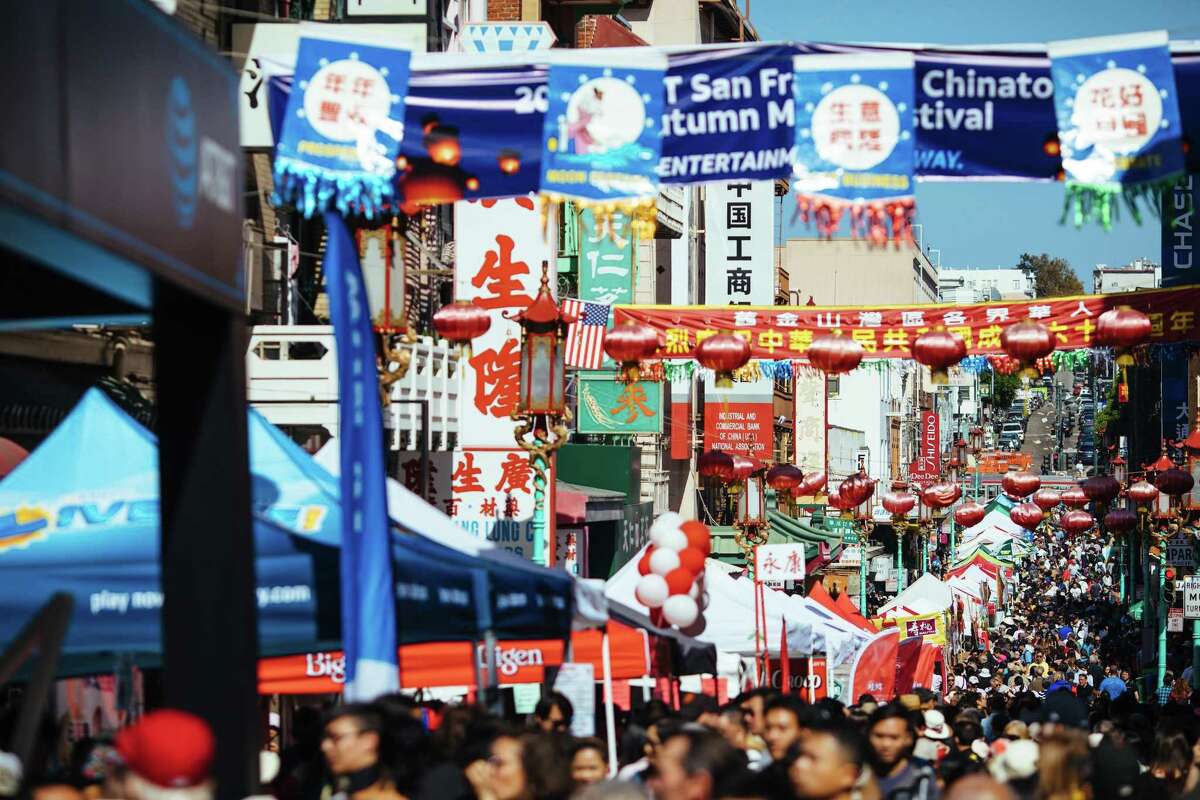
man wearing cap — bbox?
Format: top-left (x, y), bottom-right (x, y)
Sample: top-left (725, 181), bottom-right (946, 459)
top-left (913, 710), bottom-right (952, 767)
top-left (116, 710), bottom-right (215, 800)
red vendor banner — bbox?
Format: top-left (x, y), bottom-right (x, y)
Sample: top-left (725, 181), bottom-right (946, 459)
top-left (613, 286), bottom-right (1200, 360)
top-left (849, 628), bottom-right (899, 702)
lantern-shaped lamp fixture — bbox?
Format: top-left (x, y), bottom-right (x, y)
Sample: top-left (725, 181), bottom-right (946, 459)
top-left (1111, 454), bottom-right (1127, 485)
top-left (969, 426), bottom-right (984, 454)
top-left (512, 262), bottom-right (572, 424)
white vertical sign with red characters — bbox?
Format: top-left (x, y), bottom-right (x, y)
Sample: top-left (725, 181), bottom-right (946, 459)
top-left (910, 410), bottom-right (939, 487)
top-left (453, 197), bottom-right (555, 558)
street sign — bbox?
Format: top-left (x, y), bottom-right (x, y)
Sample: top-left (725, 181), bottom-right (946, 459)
top-left (1184, 576), bottom-right (1200, 619)
top-left (1166, 534), bottom-right (1195, 568)
top-left (1169, 607), bottom-right (1184, 633)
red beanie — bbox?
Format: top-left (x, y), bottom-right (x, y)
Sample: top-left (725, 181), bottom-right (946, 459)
top-left (116, 710), bottom-right (215, 788)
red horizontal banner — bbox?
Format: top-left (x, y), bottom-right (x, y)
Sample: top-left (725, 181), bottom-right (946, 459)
top-left (614, 286), bottom-right (1200, 360)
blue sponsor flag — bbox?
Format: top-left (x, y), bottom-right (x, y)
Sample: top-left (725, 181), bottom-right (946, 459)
top-left (1048, 31), bottom-right (1184, 228)
top-left (791, 52), bottom-right (916, 241)
top-left (322, 211), bottom-right (398, 701)
top-left (540, 53), bottom-right (666, 201)
top-left (275, 38), bottom-right (411, 218)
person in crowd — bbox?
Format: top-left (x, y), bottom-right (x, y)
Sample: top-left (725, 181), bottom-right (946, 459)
top-left (788, 719), bottom-right (872, 800)
top-left (866, 704), bottom-right (938, 800)
top-left (115, 710), bottom-right (215, 800)
top-left (763, 696), bottom-right (812, 763)
top-left (645, 727), bottom-right (748, 800)
top-left (465, 730), bottom-right (570, 800)
top-left (533, 694), bottom-right (574, 735)
top-left (1158, 672), bottom-right (1177, 706)
top-left (318, 704), bottom-right (410, 800)
top-left (569, 739), bottom-right (609, 790)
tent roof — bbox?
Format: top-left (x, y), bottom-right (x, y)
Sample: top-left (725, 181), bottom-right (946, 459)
top-left (877, 573), bottom-right (953, 617)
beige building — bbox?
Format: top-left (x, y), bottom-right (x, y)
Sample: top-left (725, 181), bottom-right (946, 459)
top-left (775, 238), bottom-right (940, 306)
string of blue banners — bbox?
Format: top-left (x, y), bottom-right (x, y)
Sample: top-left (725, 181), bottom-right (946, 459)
top-left (270, 33), bottom-right (1200, 228)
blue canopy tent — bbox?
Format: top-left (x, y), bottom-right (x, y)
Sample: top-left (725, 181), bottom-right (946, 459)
top-left (0, 389), bottom-right (571, 674)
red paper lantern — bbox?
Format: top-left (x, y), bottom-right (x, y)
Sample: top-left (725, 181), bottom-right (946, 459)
top-left (696, 333), bottom-right (751, 388)
top-left (1155, 467), bottom-right (1195, 497)
top-left (602, 321), bottom-right (660, 382)
top-left (1103, 508), bottom-right (1138, 534)
top-left (1001, 471), bottom-right (1041, 500)
top-left (678, 546), bottom-right (707, 574)
top-left (827, 486), bottom-right (856, 513)
top-left (432, 300), bottom-right (491, 351)
top-left (1060, 487), bottom-right (1089, 509)
top-left (1080, 475), bottom-right (1121, 505)
top-left (913, 330), bottom-right (967, 384)
top-left (954, 500), bottom-right (986, 528)
top-left (1127, 480), bottom-right (1159, 507)
top-left (922, 482), bottom-right (962, 510)
top-left (1032, 489), bottom-right (1062, 512)
top-left (1010, 502), bottom-right (1045, 530)
top-left (838, 473), bottom-right (876, 508)
top-left (881, 491), bottom-right (917, 518)
top-left (1060, 509), bottom-right (1095, 535)
top-left (681, 521), bottom-right (712, 555)
top-left (1096, 306), bottom-right (1151, 366)
top-left (698, 450), bottom-right (735, 481)
top-left (766, 464), bottom-right (804, 493)
top-left (807, 334), bottom-right (864, 375)
top-left (797, 471), bottom-right (828, 496)
top-left (664, 567), bottom-right (695, 595)
top-left (730, 456), bottom-right (762, 483)
top-left (1000, 320), bottom-right (1055, 378)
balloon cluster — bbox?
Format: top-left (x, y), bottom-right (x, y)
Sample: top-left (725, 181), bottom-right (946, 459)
top-left (635, 512), bottom-right (712, 628)
top-left (987, 354), bottom-right (1018, 375)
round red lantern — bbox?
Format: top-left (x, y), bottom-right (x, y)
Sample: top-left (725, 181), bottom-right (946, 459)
top-left (1060, 509), bottom-right (1095, 536)
top-left (1061, 487), bottom-right (1089, 509)
top-left (1032, 489), bottom-right (1062, 512)
top-left (922, 482), bottom-right (962, 510)
top-left (1096, 306), bottom-right (1151, 366)
top-left (698, 450), bottom-right (735, 481)
top-left (1000, 320), bottom-right (1055, 379)
top-left (695, 333), bottom-right (751, 388)
top-left (730, 455), bottom-right (763, 484)
top-left (1080, 475), bottom-right (1121, 506)
top-left (797, 470), bottom-right (828, 496)
top-left (432, 300), bottom-right (492, 354)
top-left (1127, 480), bottom-right (1159, 508)
top-left (882, 491), bottom-right (917, 518)
top-left (954, 500), bottom-right (986, 528)
top-left (1155, 467), bottom-right (1195, 498)
top-left (766, 464), bottom-right (804, 493)
top-left (827, 486), bottom-right (856, 514)
top-left (1010, 502), bottom-right (1045, 530)
top-left (913, 330), bottom-right (967, 384)
top-left (838, 473), bottom-right (876, 508)
top-left (602, 321), bottom-right (660, 383)
top-left (807, 334), bottom-right (864, 375)
top-left (1103, 508), bottom-right (1138, 534)
top-left (1001, 471), bottom-right (1041, 500)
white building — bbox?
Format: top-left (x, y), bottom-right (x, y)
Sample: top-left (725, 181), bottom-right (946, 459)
top-left (939, 268), bottom-right (1035, 303)
top-left (1092, 258), bottom-right (1160, 294)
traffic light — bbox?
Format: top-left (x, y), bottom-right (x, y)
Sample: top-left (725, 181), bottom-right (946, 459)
top-left (1164, 567), bottom-right (1177, 602)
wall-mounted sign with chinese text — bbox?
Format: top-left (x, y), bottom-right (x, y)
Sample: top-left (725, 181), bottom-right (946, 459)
top-left (793, 366), bottom-right (827, 486)
top-left (578, 208), bottom-right (635, 306)
top-left (448, 448), bottom-right (552, 561)
top-left (754, 543), bottom-right (807, 583)
top-left (577, 372), bottom-right (663, 434)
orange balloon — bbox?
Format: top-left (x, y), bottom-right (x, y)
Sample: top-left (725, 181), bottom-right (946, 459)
top-left (681, 520), bottom-right (712, 555)
top-left (664, 567), bottom-right (695, 596)
top-left (678, 547), bottom-right (706, 576)
top-left (637, 545), bottom-right (655, 576)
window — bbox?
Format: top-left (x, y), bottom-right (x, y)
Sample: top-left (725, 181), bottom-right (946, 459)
top-left (253, 341), bottom-right (282, 360)
top-left (827, 376), bottom-right (840, 398)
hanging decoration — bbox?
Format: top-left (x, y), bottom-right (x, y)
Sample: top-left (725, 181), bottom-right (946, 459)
top-left (663, 360), bottom-right (697, 383)
top-left (1048, 31), bottom-right (1185, 228)
top-left (912, 329), bottom-right (967, 384)
top-left (1060, 486), bottom-right (1089, 508)
top-left (1032, 489), bottom-right (1062, 512)
top-left (954, 501), bottom-right (986, 528)
top-left (1049, 349), bottom-right (1091, 372)
top-left (1010, 502), bottom-right (1046, 531)
top-left (1001, 471), bottom-right (1041, 500)
top-left (958, 355), bottom-right (990, 374)
top-left (1096, 305), bottom-right (1152, 371)
top-left (431, 300), bottom-right (491, 356)
top-left (807, 333), bottom-right (865, 375)
top-left (1104, 508), bottom-right (1138, 535)
top-left (1060, 509), bottom-right (1096, 536)
top-left (539, 52), bottom-right (666, 237)
top-left (274, 37), bottom-right (412, 218)
top-left (698, 449), bottom-right (736, 481)
top-left (695, 333), bottom-right (752, 387)
top-left (792, 52), bottom-right (917, 243)
top-left (1000, 320), bottom-right (1055, 379)
top-left (1080, 474), bottom-right (1121, 506)
top-left (603, 321), bottom-right (661, 383)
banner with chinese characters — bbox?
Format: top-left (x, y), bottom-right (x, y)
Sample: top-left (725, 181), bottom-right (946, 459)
top-left (898, 613), bottom-right (946, 645)
top-left (454, 196), bottom-right (554, 446)
top-left (449, 448), bottom-right (551, 560)
top-left (754, 543), bottom-right (807, 582)
top-left (615, 285), bottom-right (1200, 361)
top-left (1048, 31), bottom-right (1184, 227)
top-left (274, 37), bottom-right (411, 217)
top-left (578, 208), bottom-right (636, 305)
top-left (792, 366), bottom-right (827, 487)
top-left (792, 52), bottom-right (916, 239)
top-left (540, 53), bottom-right (666, 201)
top-left (576, 372), bottom-right (663, 434)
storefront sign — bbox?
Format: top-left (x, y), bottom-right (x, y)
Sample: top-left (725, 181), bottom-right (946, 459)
top-left (1168, 607), bottom-right (1184, 632)
top-left (615, 285), bottom-right (1200, 360)
top-left (793, 367), bottom-right (827, 482)
top-left (754, 543), bottom-right (807, 582)
top-left (898, 612), bottom-right (946, 645)
top-left (578, 208), bottom-right (636, 305)
top-left (910, 410), bottom-right (939, 486)
top-left (449, 448), bottom-right (552, 561)
top-left (703, 401), bottom-right (773, 458)
top-left (577, 373), bottom-right (663, 434)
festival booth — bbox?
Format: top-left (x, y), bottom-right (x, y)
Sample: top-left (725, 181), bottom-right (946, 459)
top-left (876, 573), bottom-right (953, 620)
top-left (848, 629), bottom-right (947, 701)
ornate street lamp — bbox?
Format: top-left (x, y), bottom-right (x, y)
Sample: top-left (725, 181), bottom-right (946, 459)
top-left (510, 262), bottom-right (573, 566)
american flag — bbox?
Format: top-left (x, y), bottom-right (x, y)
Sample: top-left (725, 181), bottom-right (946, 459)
top-left (563, 299), bottom-right (610, 369)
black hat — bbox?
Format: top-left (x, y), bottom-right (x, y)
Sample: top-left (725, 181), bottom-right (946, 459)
top-left (1038, 690), bottom-right (1087, 729)
top-left (1090, 741), bottom-right (1139, 800)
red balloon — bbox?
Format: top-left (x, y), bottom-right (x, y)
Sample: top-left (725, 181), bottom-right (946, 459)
top-left (678, 546), bottom-right (706, 575)
top-left (637, 545), bottom-right (655, 576)
top-left (664, 567), bottom-right (695, 595)
top-left (681, 521), bottom-right (712, 555)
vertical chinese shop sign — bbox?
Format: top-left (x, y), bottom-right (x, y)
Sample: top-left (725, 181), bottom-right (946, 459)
top-left (702, 180), bottom-right (775, 460)
top-left (578, 208), bottom-right (635, 306)
top-left (453, 196), bottom-right (555, 556)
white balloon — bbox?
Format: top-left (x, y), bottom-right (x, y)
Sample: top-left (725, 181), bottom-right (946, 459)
top-left (649, 547), bottom-right (682, 576)
top-left (649, 512), bottom-right (685, 543)
top-left (688, 582), bottom-right (700, 599)
top-left (656, 527), bottom-right (690, 553)
top-left (662, 594), bottom-right (699, 627)
top-left (636, 574), bottom-right (669, 608)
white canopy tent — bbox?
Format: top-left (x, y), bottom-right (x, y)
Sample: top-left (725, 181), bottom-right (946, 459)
top-left (876, 572), bottom-right (954, 619)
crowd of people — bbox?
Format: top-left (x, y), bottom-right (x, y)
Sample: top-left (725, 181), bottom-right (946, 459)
top-left (5, 523), bottom-right (1200, 800)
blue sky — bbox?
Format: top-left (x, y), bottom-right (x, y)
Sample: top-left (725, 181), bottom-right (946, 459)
top-left (754, 1), bottom-right (1200, 285)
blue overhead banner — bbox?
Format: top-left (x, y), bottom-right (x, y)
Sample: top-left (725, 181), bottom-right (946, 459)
top-left (1048, 30), bottom-right (1184, 227)
top-left (275, 37), bottom-right (411, 218)
top-left (791, 52), bottom-right (916, 239)
top-left (658, 44), bottom-right (798, 182)
top-left (540, 54), bottom-right (666, 201)
top-left (322, 212), bottom-right (399, 701)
